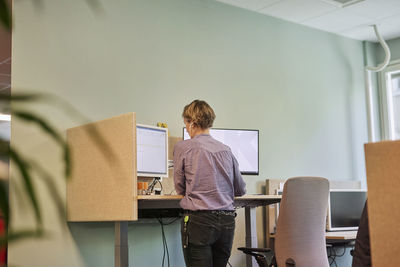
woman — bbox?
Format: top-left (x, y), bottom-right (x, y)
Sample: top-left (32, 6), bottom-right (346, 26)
top-left (173, 99), bottom-right (246, 267)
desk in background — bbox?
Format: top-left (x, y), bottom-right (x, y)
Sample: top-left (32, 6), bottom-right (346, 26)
top-left (135, 194), bottom-right (281, 267)
top-left (325, 230), bottom-right (357, 241)
top-left (326, 231), bottom-right (357, 265)
top-left (268, 230), bottom-right (357, 265)
top-left (265, 179), bottom-right (361, 248)
top-left (270, 230), bottom-right (357, 242)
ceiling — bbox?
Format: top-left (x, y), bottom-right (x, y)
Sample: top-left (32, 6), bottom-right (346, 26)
top-left (216, 0), bottom-right (400, 42)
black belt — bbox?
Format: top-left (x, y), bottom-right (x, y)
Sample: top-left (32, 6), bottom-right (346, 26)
top-left (184, 210), bottom-right (236, 216)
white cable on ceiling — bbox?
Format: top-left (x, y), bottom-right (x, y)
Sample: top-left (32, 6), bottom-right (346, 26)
top-left (366, 25), bottom-right (391, 72)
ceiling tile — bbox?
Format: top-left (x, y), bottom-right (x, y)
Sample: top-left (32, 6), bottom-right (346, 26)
top-left (340, 13), bottom-right (400, 42)
top-left (302, 8), bottom-right (372, 33)
top-left (340, 25), bottom-right (378, 41)
top-left (376, 14), bottom-right (400, 40)
top-left (339, 13), bottom-right (400, 42)
top-left (216, 0), bottom-right (281, 11)
top-left (214, 0), bottom-right (400, 42)
top-left (258, 0), bottom-right (338, 23)
top-left (344, 0), bottom-right (400, 20)
top-left (384, 28), bottom-right (400, 41)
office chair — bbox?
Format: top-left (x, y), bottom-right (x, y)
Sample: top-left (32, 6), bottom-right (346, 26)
top-left (238, 177), bottom-right (330, 267)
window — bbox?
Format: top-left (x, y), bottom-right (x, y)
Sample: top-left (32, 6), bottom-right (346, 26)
top-left (380, 60), bottom-right (400, 140)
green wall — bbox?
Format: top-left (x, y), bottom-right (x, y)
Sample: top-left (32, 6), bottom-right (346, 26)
top-left (10, 0), bottom-right (367, 266)
top-left (376, 36), bottom-right (400, 62)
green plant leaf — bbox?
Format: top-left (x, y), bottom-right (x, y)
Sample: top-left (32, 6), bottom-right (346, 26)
top-left (63, 143), bottom-right (71, 178)
top-left (13, 111), bottom-right (64, 144)
top-left (12, 110), bottom-right (71, 178)
top-left (2, 92), bottom-right (120, 248)
top-left (39, 94), bottom-right (119, 164)
top-left (0, 139), bottom-right (9, 156)
top-left (42, 96), bottom-right (119, 164)
top-left (0, 229), bottom-right (45, 246)
top-left (0, 0), bottom-right (11, 31)
top-left (0, 180), bottom-right (8, 226)
top-left (9, 148), bottom-right (42, 229)
top-left (0, 92), bottom-right (45, 102)
top-left (29, 160), bottom-right (66, 226)
top-left (4, 93), bottom-right (117, 166)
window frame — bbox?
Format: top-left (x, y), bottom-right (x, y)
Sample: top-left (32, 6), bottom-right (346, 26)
top-left (379, 59), bottom-right (400, 140)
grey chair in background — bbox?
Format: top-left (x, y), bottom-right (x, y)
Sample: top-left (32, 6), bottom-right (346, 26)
top-left (239, 177), bottom-right (330, 267)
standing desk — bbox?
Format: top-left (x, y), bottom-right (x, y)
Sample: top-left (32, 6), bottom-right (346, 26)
top-left (114, 195), bottom-right (281, 267)
top-left (66, 115), bottom-right (281, 267)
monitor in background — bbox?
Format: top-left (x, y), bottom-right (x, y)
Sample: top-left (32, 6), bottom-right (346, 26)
top-left (326, 189), bottom-right (367, 231)
top-left (183, 127), bottom-right (259, 175)
top-left (136, 124), bottom-right (168, 178)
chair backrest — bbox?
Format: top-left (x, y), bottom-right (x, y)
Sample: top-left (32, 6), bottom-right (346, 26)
top-left (275, 177), bottom-right (330, 267)
top-left (265, 178), bottom-right (360, 248)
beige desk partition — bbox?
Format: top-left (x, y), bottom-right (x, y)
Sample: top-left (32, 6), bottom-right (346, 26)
top-left (365, 140), bottom-right (400, 267)
top-left (67, 113), bottom-right (137, 221)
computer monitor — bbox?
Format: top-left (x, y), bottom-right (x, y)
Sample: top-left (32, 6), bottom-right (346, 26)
top-left (136, 124), bottom-right (168, 178)
top-left (183, 127), bottom-right (259, 175)
top-left (326, 189), bottom-right (367, 231)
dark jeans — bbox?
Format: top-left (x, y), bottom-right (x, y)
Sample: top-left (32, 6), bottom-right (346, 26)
top-left (181, 211), bottom-right (236, 267)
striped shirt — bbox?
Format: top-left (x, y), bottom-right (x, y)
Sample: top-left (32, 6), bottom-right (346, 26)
top-left (173, 134), bottom-right (246, 211)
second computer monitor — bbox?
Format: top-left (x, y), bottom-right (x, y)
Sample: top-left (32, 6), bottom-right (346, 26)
top-left (326, 189), bottom-right (367, 231)
top-left (137, 124), bottom-right (168, 178)
top-left (183, 127), bottom-right (259, 175)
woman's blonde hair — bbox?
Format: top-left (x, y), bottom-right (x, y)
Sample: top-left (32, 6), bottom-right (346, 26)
top-left (182, 100), bottom-right (216, 129)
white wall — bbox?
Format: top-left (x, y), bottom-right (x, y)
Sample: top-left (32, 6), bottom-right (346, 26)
top-left (10, 0), bottom-right (367, 266)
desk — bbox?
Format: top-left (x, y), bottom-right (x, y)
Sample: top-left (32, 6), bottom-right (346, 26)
top-left (325, 231), bottom-right (357, 265)
top-left (268, 231), bottom-right (357, 266)
top-left (270, 230), bottom-right (357, 241)
top-left (325, 230), bottom-right (357, 241)
top-left (115, 194), bottom-right (281, 267)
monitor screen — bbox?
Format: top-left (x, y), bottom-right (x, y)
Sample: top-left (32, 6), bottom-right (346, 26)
top-left (183, 128), bottom-right (259, 175)
top-left (137, 124), bottom-right (168, 177)
top-left (327, 189), bottom-right (367, 231)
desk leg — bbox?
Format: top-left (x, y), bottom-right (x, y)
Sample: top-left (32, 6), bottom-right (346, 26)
top-left (245, 206), bottom-right (258, 267)
top-left (115, 222), bottom-right (128, 267)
